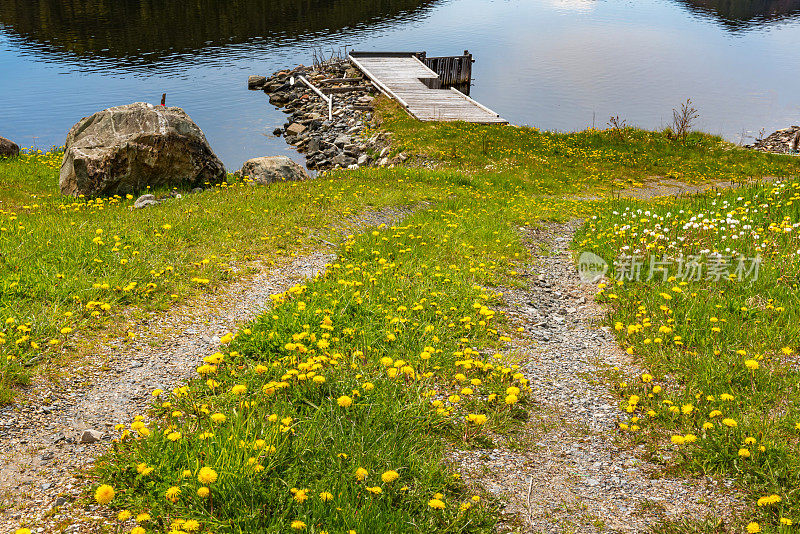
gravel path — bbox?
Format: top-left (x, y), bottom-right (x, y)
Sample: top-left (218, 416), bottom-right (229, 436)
top-left (452, 221), bottom-right (744, 533)
top-left (0, 205), bottom-right (414, 533)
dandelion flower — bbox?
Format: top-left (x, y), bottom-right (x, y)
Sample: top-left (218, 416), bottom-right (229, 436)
top-left (165, 486), bottom-right (181, 502)
top-left (337, 395), bottom-right (353, 408)
top-left (746, 522), bottom-right (761, 533)
top-left (355, 467), bottom-right (368, 481)
top-left (290, 520), bottom-right (307, 530)
top-left (744, 359), bottom-right (759, 371)
top-left (94, 484), bottom-right (115, 505)
top-left (722, 418), bottom-right (737, 428)
top-left (428, 498), bottom-right (445, 509)
top-left (320, 491), bottom-right (334, 502)
top-left (198, 466), bottom-right (218, 484)
top-left (197, 487), bottom-right (210, 498)
top-left (381, 470), bottom-right (400, 483)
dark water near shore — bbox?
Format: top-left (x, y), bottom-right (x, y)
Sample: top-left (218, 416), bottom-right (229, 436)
top-left (1, 0), bottom-right (800, 169)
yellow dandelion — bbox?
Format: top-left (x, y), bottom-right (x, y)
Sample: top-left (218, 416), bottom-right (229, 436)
top-left (197, 466), bottom-right (218, 484)
top-left (94, 484), bottom-right (115, 505)
top-left (381, 470), bottom-right (400, 483)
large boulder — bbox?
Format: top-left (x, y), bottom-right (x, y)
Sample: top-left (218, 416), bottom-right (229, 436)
top-left (236, 156), bottom-right (309, 185)
top-left (59, 102), bottom-right (226, 196)
top-left (0, 137), bottom-right (19, 158)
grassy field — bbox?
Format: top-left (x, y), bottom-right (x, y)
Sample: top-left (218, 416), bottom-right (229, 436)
top-left (4, 114), bottom-right (800, 533)
top-left (0, 152), bottom-right (459, 403)
top-left (373, 99), bottom-right (800, 193)
top-left (576, 181), bottom-right (800, 532)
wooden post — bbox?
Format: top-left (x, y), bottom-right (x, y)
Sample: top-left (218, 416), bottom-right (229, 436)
top-left (161, 93), bottom-right (166, 106)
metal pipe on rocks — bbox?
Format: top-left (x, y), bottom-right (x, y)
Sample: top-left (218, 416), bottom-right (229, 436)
top-left (292, 75), bottom-right (333, 121)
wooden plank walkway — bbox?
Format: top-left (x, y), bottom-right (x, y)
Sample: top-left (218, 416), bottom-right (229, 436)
top-left (348, 51), bottom-right (507, 124)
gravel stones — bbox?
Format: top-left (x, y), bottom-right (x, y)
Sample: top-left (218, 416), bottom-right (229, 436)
top-left (747, 126), bottom-right (800, 155)
top-left (133, 194), bottom-right (160, 209)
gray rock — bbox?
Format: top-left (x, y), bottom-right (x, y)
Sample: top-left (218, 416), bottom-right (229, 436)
top-left (334, 135), bottom-right (351, 147)
top-left (306, 138), bottom-right (320, 153)
top-left (286, 123), bottom-right (306, 136)
top-left (0, 136), bottom-right (20, 158)
top-left (60, 102), bottom-right (226, 197)
top-left (79, 429), bottom-right (103, 444)
top-left (357, 154), bottom-right (369, 166)
top-left (54, 496), bottom-right (68, 507)
top-left (133, 194), bottom-right (159, 209)
top-left (236, 156), bottom-right (309, 185)
top-left (248, 75), bottom-right (267, 90)
top-left (332, 154), bottom-right (356, 167)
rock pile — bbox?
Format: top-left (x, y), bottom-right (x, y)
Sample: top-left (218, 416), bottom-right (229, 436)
top-left (252, 60), bottom-right (401, 170)
top-left (747, 126), bottom-right (800, 155)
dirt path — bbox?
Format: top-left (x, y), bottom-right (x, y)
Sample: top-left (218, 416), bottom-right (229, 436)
top-left (453, 221), bottom-right (744, 532)
top-left (0, 206), bottom-right (413, 533)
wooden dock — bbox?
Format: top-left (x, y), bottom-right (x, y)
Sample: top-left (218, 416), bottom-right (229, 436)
top-left (348, 51), bottom-right (507, 124)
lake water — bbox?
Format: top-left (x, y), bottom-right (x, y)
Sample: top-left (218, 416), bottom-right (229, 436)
top-left (1, 0), bottom-right (800, 170)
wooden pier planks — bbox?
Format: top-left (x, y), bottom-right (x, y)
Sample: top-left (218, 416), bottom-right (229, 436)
top-left (348, 52), bottom-right (507, 124)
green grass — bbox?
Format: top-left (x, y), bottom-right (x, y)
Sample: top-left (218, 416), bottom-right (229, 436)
top-left (0, 152), bottom-right (456, 402)
top-left (576, 180), bottom-right (800, 531)
top-left (374, 98), bottom-right (800, 194)
top-left (5, 113), bottom-right (800, 532)
top-left (93, 190), bottom-right (535, 533)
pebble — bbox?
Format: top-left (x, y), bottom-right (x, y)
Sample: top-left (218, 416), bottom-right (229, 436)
top-left (79, 429), bottom-right (102, 444)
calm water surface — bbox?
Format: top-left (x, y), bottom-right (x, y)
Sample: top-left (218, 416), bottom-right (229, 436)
top-left (1, 0), bottom-right (799, 169)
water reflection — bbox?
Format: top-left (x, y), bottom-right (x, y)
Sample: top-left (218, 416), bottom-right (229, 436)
top-left (0, 0), bottom-right (436, 70)
top-left (678, 0), bottom-right (800, 29)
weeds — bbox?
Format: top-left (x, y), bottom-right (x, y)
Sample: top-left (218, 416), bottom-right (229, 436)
top-left (670, 98), bottom-right (700, 142)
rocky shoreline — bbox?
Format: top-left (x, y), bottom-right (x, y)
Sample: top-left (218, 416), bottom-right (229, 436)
top-left (746, 125), bottom-right (800, 155)
top-left (250, 59), bottom-right (407, 171)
